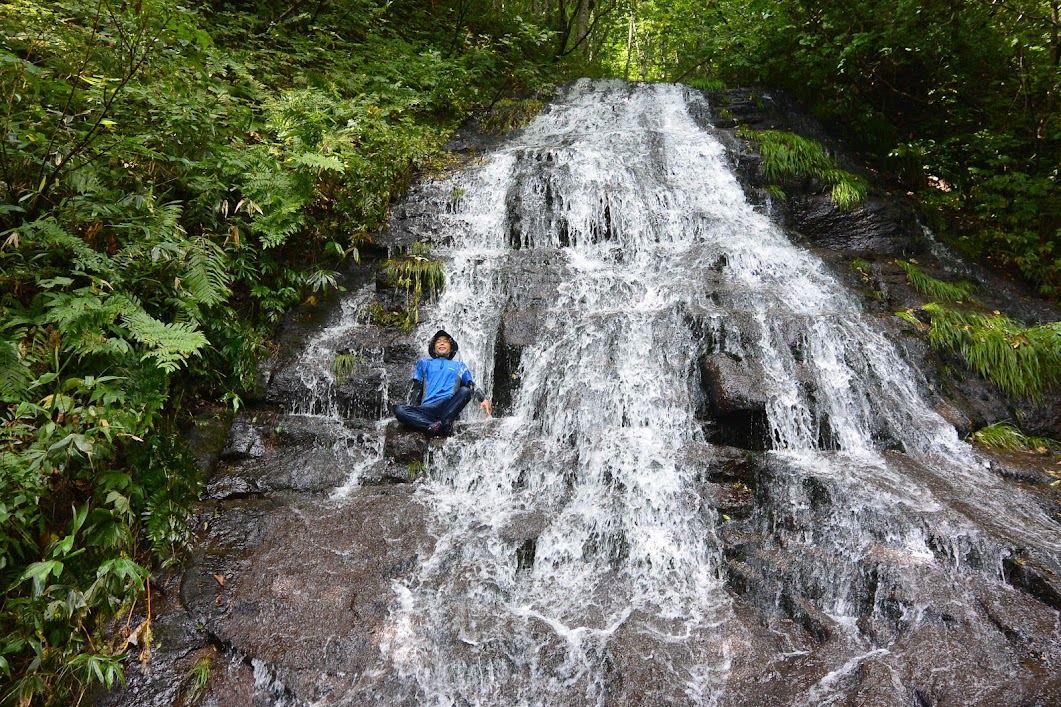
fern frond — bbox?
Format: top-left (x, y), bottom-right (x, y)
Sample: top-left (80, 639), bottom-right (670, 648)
top-left (113, 295), bottom-right (208, 372)
top-left (0, 340), bottom-right (33, 400)
top-left (183, 237), bottom-right (230, 307)
top-left (242, 159), bottom-right (308, 248)
top-left (289, 152), bottom-right (346, 173)
top-left (22, 218), bottom-right (114, 277)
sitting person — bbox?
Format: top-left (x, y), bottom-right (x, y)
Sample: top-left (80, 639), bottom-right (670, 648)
top-left (394, 329), bottom-right (492, 436)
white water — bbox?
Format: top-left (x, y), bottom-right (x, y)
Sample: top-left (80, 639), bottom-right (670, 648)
top-left (339, 80), bottom-right (1061, 704)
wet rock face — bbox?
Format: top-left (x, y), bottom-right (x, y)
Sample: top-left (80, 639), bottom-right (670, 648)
top-left (108, 82), bottom-right (1061, 707)
top-left (105, 476), bottom-right (434, 707)
top-left (710, 450), bottom-right (1061, 706)
top-left (789, 195), bottom-right (922, 256)
top-left (181, 488), bottom-right (432, 705)
top-left (698, 353), bottom-right (771, 451)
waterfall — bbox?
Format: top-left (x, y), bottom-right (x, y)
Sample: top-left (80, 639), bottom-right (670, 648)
top-left (348, 80), bottom-right (1061, 705)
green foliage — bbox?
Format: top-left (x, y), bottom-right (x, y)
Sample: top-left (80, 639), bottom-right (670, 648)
top-left (384, 245), bottom-right (446, 302)
top-left (919, 303), bottom-right (1061, 400)
top-left (185, 655), bottom-right (212, 703)
top-left (330, 353), bottom-right (361, 386)
top-left (364, 302), bottom-right (419, 332)
top-left (739, 129), bottom-right (868, 210)
top-left (366, 246), bottom-right (446, 332)
top-left (0, 0), bottom-right (558, 699)
top-left (968, 420), bottom-right (1060, 453)
top-left (896, 260), bottom-right (977, 303)
top-left (688, 78), bottom-right (727, 92)
top-left (579, 0), bottom-right (1059, 294)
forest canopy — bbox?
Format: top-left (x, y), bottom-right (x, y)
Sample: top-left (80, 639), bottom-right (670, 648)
top-left (0, 0), bottom-right (1057, 703)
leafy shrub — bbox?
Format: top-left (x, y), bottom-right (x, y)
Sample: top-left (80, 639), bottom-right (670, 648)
top-left (0, 0), bottom-right (556, 699)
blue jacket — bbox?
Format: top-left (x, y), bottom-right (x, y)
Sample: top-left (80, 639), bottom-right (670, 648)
top-left (413, 357), bottom-right (476, 406)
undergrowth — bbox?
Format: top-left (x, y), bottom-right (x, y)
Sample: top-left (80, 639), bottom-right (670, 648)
top-left (896, 260), bottom-right (977, 303)
top-left (0, 0), bottom-right (554, 700)
top-left (898, 303), bottom-right (1061, 400)
top-left (739, 129), bottom-right (868, 210)
top-left (968, 420), bottom-right (1060, 452)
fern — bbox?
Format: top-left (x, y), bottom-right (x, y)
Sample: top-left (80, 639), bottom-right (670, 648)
top-left (183, 237), bottom-right (231, 307)
top-left (143, 490), bottom-right (192, 563)
top-left (21, 218), bottom-right (115, 277)
top-left (289, 152), bottom-right (346, 173)
top-left (113, 295), bottom-right (208, 372)
top-left (0, 340), bottom-right (33, 400)
top-left (897, 260), bottom-right (976, 302)
top-left (241, 158), bottom-right (308, 248)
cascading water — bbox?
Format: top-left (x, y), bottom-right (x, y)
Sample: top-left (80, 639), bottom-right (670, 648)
top-left (332, 80), bottom-right (1060, 705)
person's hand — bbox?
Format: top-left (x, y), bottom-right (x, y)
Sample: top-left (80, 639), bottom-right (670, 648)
top-left (480, 399), bottom-right (493, 417)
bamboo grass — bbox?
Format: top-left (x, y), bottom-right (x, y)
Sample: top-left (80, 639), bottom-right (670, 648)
top-left (743, 129), bottom-right (868, 210)
top-left (968, 420), bottom-right (1060, 452)
top-left (896, 260), bottom-right (977, 302)
top-left (922, 303), bottom-right (1061, 399)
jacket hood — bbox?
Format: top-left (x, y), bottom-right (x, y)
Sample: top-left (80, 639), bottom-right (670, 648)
top-left (429, 329), bottom-right (458, 359)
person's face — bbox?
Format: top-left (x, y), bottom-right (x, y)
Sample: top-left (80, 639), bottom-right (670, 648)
top-left (434, 337), bottom-right (452, 356)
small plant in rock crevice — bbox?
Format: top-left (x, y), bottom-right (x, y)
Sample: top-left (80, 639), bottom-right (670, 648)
top-left (185, 655), bottom-right (213, 703)
top-left (896, 260), bottom-right (977, 303)
top-left (330, 353), bottom-right (361, 385)
top-left (968, 420), bottom-right (1060, 453)
top-left (373, 243), bottom-right (446, 331)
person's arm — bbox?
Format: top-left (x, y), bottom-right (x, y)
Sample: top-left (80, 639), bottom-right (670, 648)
top-left (408, 379), bottom-right (423, 406)
top-left (408, 360), bottom-right (426, 405)
top-left (462, 372), bottom-right (492, 417)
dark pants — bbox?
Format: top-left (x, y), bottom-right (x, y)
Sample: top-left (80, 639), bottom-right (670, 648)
top-left (394, 386), bottom-right (473, 433)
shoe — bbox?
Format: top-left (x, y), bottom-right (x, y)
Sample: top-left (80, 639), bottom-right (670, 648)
top-left (427, 421), bottom-right (443, 434)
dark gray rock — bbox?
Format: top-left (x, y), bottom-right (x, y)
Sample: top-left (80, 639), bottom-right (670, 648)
top-left (789, 195), bottom-right (923, 257)
top-left (220, 414), bottom-right (267, 462)
top-left (180, 404), bottom-right (234, 476)
top-left (699, 354), bottom-right (769, 415)
top-left (698, 354), bottom-right (771, 450)
top-left (382, 420), bottom-right (428, 468)
top-left (106, 488), bottom-right (432, 707)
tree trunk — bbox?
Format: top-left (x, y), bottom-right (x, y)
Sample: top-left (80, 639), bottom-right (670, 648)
top-left (624, 9), bottom-right (635, 80)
